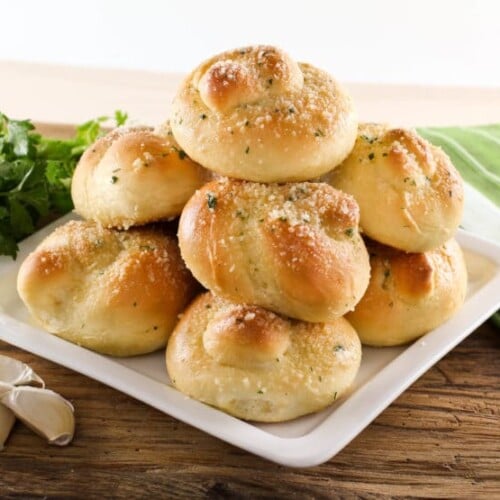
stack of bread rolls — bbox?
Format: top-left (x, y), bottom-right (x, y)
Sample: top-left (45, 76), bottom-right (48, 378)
top-left (17, 45), bottom-right (467, 423)
top-left (17, 126), bottom-right (203, 356)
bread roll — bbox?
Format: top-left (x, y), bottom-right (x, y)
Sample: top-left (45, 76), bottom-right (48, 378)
top-left (166, 293), bottom-right (362, 422)
top-left (346, 238), bottom-right (467, 346)
top-left (17, 220), bottom-right (198, 356)
top-left (324, 124), bottom-right (464, 252)
top-left (71, 125), bottom-right (208, 229)
top-left (178, 179), bottom-right (370, 322)
top-left (171, 45), bottom-right (358, 182)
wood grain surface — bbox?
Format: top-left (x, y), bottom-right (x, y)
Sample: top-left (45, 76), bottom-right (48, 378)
top-left (0, 322), bottom-right (498, 498)
top-left (0, 63), bottom-right (499, 498)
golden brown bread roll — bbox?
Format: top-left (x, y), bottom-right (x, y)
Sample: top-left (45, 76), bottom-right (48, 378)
top-left (166, 292), bottom-right (362, 422)
top-left (17, 220), bottom-right (198, 356)
top-left (178, 179), bottom-right (370, 322)
top-left (324, 123), bottom-right (464, 252)
top-left (346, 238), bottom-right (467, 346)
top-left (171, 45), bottom-right (358, 182)
top-left (71, 125), bottom-right (208, 229)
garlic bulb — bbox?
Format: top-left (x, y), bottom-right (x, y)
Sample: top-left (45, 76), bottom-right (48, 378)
top-left (0, 355), bottom-right (44, 387)
top-left (0, 382), bottom-right (74, 446)
top-left (0, 404), bottom-right (15, 451)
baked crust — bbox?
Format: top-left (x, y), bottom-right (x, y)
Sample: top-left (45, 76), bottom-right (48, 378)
top-left (17, 220), bottom-right (198, 356)
top-left (178, 179), bottom-right (370, 322)
top-left (325, 124), bottom-right (464, 252)
top-left (166, 292), bottom-right (362, 422)
top-left (71, 125), bottom-right (208, 228)
top-left (346, 238), bottom-right (467, 346)
top-left (171, 45), bottom-right (358, 182)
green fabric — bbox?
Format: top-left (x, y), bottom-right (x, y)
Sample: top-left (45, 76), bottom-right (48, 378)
top-left (417, 124), bottom-right (500, 207)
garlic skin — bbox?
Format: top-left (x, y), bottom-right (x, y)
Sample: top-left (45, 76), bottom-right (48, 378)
top-left (0, 404), bottom-right (15, 451)
top-left (0, 355), bottom-right (44, 388)
top-left (0, 382), bottom-right (75, 446)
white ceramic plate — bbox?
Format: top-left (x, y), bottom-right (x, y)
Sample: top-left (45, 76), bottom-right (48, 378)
top-left (1, 214), bottom-right (499, 467)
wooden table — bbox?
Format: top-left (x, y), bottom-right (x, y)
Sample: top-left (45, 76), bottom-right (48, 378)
top-left (1, 62), bottom-right (499, 498)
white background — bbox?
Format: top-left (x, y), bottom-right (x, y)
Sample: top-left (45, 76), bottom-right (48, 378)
top-left (1, 0), bottom-right (500, 86)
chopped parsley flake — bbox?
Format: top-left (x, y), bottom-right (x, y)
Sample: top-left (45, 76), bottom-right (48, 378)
top-left (110, 175), bottom-right (118, 184)
top-left (368, 152), bottom-right (375, 160)
top-left (207, 193), bottom-right (217, 210)
top-left (235, 209), bottom-right (248, 220)
top-left (344, 228), bottom-right (354, 237)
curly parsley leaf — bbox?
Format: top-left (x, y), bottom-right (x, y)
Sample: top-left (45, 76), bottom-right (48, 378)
top-left (0, 110), bottom-right (128, 258)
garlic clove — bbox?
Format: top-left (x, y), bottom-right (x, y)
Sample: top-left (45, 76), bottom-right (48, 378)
top-left (0, 404), bottom-right (16, 451)
top-left (0, 355), bottom-right (44, 388)
top-left (0, 383), bottom-right (74, 446)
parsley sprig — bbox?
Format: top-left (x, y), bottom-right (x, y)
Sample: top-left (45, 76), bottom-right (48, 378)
top-left (0, 110), bottom-right (127, 258)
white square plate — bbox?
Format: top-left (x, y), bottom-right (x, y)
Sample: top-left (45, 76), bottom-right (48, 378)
top-left (1, 214), bottom-right (499, 467)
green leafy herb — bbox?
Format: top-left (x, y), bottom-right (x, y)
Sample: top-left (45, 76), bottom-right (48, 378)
top-left (207, 193), bottom-right (217, 210)
top-left (368, 152), bottom-right (375, 160)
top-left (382, 267), bottom-right (391, 290)
top-left (235, 209), bottom-right (248, 220)
top-left (0, 110), bottom-right (127, 258)
top-left (344, 227), bottom-right (354, 237)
